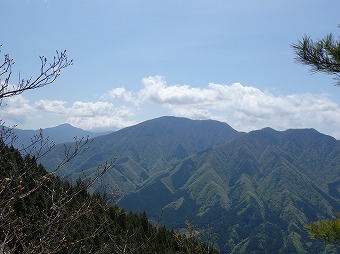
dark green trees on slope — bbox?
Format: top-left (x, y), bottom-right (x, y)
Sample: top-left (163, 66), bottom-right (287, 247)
top-left (40, 117), bottom-right (340, 253)
top-left (0, 142), bottom-right (218, 253)
top-left (119, 127), bottom-right (340, 253)
top-left (40, 116), bottom-right (241, 195)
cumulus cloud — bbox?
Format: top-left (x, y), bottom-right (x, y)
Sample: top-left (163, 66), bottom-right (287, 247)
top-left (102, 87), bottom-right (138, 105)
top-left (35, 100), bottom-right (67, 113)
top-left (99, 75), bottom-right (340, 136)
top-left (34, 100), bottom-right (136, 131)
top-left (139, 76), bottom-right (216, 105)
top-left (135, 76), bottom-right (340, 134)
top-left (0, 95), bottom-right (36, 125)
top-left (68, 115), bottom-right (136, 131)
top-left (2, 76), bottom-right (340, 138)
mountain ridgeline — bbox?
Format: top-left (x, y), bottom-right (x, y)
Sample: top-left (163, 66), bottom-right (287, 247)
top-left (7, 123), bottom-right (110, 147)
top-left (40, 116), bottom-right (340, 253)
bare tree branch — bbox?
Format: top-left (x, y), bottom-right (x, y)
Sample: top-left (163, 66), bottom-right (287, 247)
top-left (0, 47), bottom-right (72, 100)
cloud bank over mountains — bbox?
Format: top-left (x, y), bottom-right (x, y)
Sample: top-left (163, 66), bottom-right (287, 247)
top-left (2, 76), bottom-right (340, 138)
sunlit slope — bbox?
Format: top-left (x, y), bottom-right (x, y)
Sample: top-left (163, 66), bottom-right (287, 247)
top-left (120, 127), bottom-right (340, 253)
top-left (41, 116), bottom-right (241, 193)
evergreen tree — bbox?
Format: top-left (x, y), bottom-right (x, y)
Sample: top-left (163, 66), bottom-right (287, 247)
top-left (293, 27), bottom-right (340, 246)
top-left (291, 25), bottom-right (340, 85)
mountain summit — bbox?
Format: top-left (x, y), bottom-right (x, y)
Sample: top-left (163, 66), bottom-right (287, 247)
top-left (40, 117), bottom-right (340, 253)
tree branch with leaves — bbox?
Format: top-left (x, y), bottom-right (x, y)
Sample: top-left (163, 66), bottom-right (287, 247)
top-left (304, 213), bottom-right (340, 245)
top-left (293, 27), bottom-right (340, 247)
top-left (291, 25), bottom-right (340, 85)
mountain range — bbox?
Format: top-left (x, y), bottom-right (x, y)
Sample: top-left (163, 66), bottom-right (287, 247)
top-left (5, 123), bottom-right (110, 148)
top-left (38, 116), bottom-right (340, 253)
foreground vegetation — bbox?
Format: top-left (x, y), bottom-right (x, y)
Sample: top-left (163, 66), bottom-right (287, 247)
top-left (0, 142), bottom-right (218, 253)
top-left (292, 25), bottom-right (340, 247)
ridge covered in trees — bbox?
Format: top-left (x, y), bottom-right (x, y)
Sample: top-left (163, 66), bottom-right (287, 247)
top-left (0, 142), bottom-right (218, 253)
top-left (39, 117), bottom-right (340, 253)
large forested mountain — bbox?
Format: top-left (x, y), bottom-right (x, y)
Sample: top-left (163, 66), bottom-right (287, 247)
top-left (121, 127), bottom-right (340, 253)
top-left (41, 116), bottom-right (242, 194)
top-left (0, 142), bottom-right (217, 253)
top-left (39, 117), bottom-right (340, 253)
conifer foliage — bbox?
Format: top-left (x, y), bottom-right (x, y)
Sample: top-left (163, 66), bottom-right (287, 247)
top-left (292, 25), bottom-right (340, 85)
top-left (293, 26), bottom-right (340, 246)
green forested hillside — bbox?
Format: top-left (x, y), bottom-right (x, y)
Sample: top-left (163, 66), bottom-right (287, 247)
top-left (39, 117), bottom-right (340, 253)
top-left (121, 127), bottom-right (340, 253)
top-left (0, 142), bottom-right (218, 253)
top-left (41, 116), bottom-right (241, 194)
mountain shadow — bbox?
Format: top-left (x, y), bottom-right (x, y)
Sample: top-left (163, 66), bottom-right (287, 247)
top-left (119, 126), bottom-right (340, 253)
top-left (40, 117), bottom-right (340, 253)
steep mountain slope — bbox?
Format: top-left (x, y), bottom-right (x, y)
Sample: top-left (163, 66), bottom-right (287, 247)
top-left (0, 142), bottom-right (217, 254)
top-left (119, 127), bottom-right (340, 253)
top-left (41, 116), bottom-right (242, 194)
top-left (39, 117), bottom-right (340, 253)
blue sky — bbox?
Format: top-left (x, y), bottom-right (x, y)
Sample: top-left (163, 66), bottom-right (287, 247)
top-left (1, 0), bottom-right (340, 138)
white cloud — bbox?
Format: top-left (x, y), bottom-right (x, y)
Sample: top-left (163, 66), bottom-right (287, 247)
top-left (68, 115), bottom-right (135, 131)
top-left (135, 76), bottom-right (340, 135)
top-left (34, 100), bottom-right (136, 131)
top-left (2, 76), bottom-right (340, 138)
top-left (69, 101), bottom-right (115, 117)
top-left (35, 100), bottom-right (67, 113)
top-left (103, 87), bottom-right (138, 105)
top-left (0, 95), bottom-right (36, 125)
top-left (139, 76), bottom-right (216, 105)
